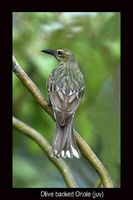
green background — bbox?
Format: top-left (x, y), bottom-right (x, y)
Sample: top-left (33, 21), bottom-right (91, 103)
top-left (13, 12), bottom-right (120, 187)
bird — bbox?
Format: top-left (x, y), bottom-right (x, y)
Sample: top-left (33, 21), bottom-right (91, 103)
top-left (41, 48), bottom-right (85, 158)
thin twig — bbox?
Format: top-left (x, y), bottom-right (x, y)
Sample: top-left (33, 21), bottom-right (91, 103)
top-left (12, 55), bottom-right (114, 188)
top-left (94, 178), bottom-right (102, 188)
top-left (13, 116), bottom-right (78, 188)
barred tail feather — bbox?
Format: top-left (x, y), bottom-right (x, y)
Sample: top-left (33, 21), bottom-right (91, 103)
top-left (52, 117), bottom-right (80, 158)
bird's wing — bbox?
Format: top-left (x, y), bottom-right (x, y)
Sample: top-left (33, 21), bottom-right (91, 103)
top-left (47, 79), bottom-right (84, 126)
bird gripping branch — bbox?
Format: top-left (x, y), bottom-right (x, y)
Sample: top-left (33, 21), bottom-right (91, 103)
top-left (41, 48), bottom-right (85, 158)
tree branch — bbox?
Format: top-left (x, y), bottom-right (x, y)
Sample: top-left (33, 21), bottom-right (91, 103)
top-left (12, 55), bottom-right (113, 188)
top-left (13, 116), bottom-right (78, 188)
top-left (13, 56), bottom-right (54, 119)
top-left (75, 131), bottom-right (113, 187)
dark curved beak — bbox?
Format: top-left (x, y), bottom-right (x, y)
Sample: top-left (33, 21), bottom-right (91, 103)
top-left (41, 49), bottom-right (56, 56)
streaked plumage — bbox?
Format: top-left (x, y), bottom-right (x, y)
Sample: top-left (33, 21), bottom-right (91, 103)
top-left (41, 48), bottom-right (85, 158)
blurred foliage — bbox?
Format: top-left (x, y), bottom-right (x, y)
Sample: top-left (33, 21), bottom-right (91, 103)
top-left (13, 12), bottom-right (120, 188)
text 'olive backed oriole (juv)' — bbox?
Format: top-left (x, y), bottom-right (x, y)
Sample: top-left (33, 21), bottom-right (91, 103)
top-left (41, 48), bottom-right (85, 158)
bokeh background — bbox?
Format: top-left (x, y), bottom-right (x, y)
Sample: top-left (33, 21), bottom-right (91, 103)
top-left (13, 12), bottom-right (120, 188)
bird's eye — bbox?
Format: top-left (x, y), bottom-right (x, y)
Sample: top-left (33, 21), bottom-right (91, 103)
top-left (57, 50), bottom-right (63, 56)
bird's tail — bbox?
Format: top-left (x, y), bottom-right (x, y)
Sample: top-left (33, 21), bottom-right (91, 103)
top-left (51, 117), bottom-right (80, 158)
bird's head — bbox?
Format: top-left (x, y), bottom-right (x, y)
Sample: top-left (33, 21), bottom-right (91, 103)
top-left (41, 48), bottom-right (76, 62)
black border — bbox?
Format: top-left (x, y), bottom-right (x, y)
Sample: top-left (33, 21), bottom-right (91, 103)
top-left (4, 0), bottom-right (128, 12)
top-left (1, 11), bottom-right (12, 191)
top-left (1, 1), bottom-right (130, 199)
